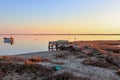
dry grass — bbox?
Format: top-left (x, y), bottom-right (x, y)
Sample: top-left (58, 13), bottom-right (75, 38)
top-left (0, 55), bottom-right (51, 65)
top-left (24, 60), bottom-right (35, 65)
top-left (0, 56), bottom-right (25, 62)
top-left (116, 69), bottom-right (120, 76)
top-left (71, 40), bottom-right (120, 54)
top-left (0, 62), bottom-right (91, 79)
top-left (82, 58), bottom-right (111, 68)
top-left (53, 51), bottom-right (69, 58)
top-left (0, 55), bottom-right (55, 78)
top-left (50, 72), bottom-right (91, 80)
top-left (0, 62), bottom-right (55, 77)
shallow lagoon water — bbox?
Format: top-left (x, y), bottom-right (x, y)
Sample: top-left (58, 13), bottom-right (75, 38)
top-left (0, 35), bottom-right (120, 55)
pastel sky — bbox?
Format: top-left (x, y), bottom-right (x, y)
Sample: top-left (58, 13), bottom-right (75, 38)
top-left (0, 0), bottom-right (120, 34)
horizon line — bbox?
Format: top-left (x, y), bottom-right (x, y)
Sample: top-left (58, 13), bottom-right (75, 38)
top-left (0, 34), bottom-right (120, 35)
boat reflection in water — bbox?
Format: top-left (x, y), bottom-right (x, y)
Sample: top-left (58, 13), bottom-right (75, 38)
top-left (3, 37), bottom-right (14, 45)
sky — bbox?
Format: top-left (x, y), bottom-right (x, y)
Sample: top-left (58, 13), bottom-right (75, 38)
top-left (0, 0), bottom-right (120, 34)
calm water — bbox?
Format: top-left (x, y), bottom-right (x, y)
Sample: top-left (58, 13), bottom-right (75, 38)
top-left (0, 35), bottom-right (120, 55)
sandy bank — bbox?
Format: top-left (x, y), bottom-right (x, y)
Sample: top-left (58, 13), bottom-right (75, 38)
top-left (14, 50), bottom-right (120, 80)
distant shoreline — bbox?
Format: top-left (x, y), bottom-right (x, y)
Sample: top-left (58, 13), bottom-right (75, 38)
top-left (0, 34), bottom-right (120, 35)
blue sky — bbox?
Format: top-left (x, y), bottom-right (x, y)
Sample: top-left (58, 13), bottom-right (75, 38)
top-left (0, 0), bottom-right (120, 34)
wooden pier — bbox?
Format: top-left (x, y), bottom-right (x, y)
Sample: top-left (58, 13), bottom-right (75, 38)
top-left (48, 40), bottom-right (69, 50)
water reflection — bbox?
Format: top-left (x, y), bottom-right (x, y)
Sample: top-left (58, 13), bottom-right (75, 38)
top-left (3, 37), bottom-right (14, 45)
top-left (0, 35), bottom-right (120, 55)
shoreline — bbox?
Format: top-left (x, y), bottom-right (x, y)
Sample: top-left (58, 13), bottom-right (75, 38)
top-left (15, 50), bottom-right (59, 59)
top-left (0, 50), bottom-right (50, 56)
top-left (0, 40), bottom-right (120, 80)
top-left (15, 51), bottom-right (51, 56)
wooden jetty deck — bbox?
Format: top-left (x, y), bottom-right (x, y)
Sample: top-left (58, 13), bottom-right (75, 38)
top-left (48, 40), bottom-right (69, 50)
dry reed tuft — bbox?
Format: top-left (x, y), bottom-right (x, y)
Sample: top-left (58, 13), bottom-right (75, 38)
top-left (0, 62), bottom-right (55, 77)
top-left (116, 69), bottom-right (120, 76)
top-left (82, 58), bottom-right (111, 68)
top-left (71, 40), bottom-right (120, 54)
top-left (50, 72), bottom-right (91, 80)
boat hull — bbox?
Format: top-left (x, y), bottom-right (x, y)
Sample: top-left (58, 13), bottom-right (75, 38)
top-left (3, 37), bottom-right (14, 45)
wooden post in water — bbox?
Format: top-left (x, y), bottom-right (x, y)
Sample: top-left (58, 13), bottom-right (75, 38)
top-left (48, 41), bottom-right (57, 51)
top-left (48, 42), bottom-right (51, 50)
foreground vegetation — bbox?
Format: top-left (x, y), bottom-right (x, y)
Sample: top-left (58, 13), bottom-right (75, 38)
top-left (0, 40), bottom-right (120, 80)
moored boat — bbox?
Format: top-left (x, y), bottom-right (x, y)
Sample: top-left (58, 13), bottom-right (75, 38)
top-left (3, 37), bottom-right (14, 45)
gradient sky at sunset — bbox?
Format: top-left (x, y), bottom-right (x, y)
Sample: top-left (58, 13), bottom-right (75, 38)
top-left (0, 0), bottom-right (120, 34)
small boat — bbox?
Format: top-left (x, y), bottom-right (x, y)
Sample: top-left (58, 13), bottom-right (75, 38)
top-left (3, 37), bottom-right (14, 45)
